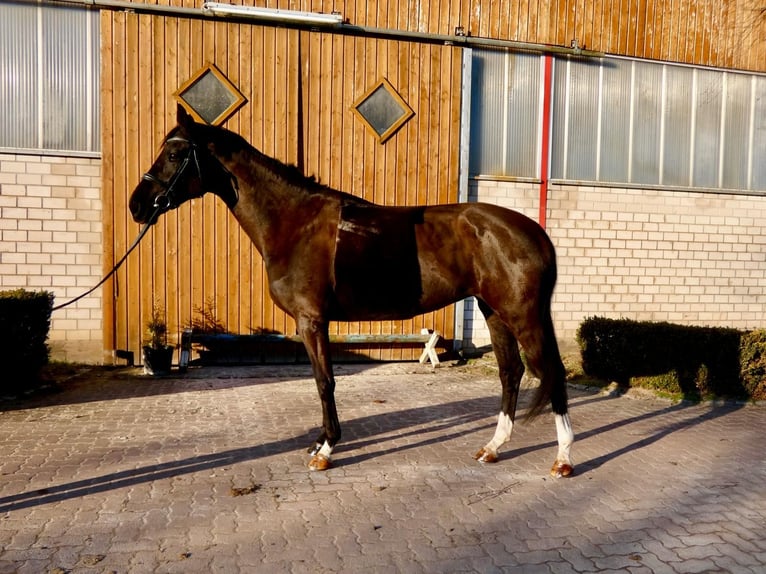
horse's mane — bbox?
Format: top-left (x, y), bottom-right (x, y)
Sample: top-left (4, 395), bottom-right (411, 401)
top-left (191, 123), bottom-right (324, 191)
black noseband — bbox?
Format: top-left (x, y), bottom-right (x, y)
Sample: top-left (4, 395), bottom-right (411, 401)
top-left (141, 136), bottom-right (201, 218)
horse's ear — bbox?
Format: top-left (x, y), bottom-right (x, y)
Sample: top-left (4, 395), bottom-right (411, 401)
top-left (176, 104), bottom-right (193, 129)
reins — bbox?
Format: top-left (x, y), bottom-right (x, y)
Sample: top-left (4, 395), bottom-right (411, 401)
top-left (51, 209), bottom-right (159, 312)
top-left (52, 137), bottom-right (199, 312)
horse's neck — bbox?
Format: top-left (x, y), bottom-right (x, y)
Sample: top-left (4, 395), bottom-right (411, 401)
top-left (223, 151), bottom-right (311, 257)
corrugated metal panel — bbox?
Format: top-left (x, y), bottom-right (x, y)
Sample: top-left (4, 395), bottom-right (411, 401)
top-left (469, 50), bottom-right (540, 177)
top-left (550, 55), bottom-right (765, 192)
top-left (552, 57), bottom-right (600, 181)
top-left (549, 59), bottom-right (567, 180)
top-left (753, 76), bottom-right (766, 190)
top-left (662, 66), bottom-right (694, 187)
top-left (721, 72), bottom-right (752, 190)
top-left (469, 50), bottom-right (506, 175)
top-left (0, 2), bottom-right (99, 153)
top-left (692, 68), bottom-right (723, 188)
top-left (631, 61), bottom-right (663, 185)
top-left (43, 5), bottom-right (84, 150)
top-left (598, 58), bottom-right (631, 183)
top-left (504, 52), bottom-right (540, 177)
top-left (0, 2), bottom-right (37, 150)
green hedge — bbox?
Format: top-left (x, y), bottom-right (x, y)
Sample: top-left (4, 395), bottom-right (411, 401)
top-left (0, 289), bottom-right (54, 395)
top-left (576, 317), bottom-right (758, 400)
top-left (740, 329), bottom-right (766, 401)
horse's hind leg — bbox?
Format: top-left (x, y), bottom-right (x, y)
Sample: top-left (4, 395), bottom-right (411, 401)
top-left (474, 303), bottom-right (525, 464)
top-left (517, 314), bottom-right (574, 478)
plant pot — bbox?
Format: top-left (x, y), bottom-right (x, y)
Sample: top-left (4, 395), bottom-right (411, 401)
top-left (142, 345), bottom-right (174, 376)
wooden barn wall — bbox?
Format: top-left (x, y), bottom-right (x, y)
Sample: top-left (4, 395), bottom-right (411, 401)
top-left (102, 0), bottom-right (764, 360)
top-left (334, 0), bottom-right (765, 71)
top-left (101, 10), bottom-right (461, 360)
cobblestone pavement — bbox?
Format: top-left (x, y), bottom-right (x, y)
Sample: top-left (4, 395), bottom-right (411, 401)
top-left (1, 358), bottom-right (765, 574)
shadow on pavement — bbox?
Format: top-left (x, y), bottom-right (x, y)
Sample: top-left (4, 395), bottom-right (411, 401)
top-left (0, 380), bottom-right (746, 514)
top-left (0, 362), bottom-right (388, 412)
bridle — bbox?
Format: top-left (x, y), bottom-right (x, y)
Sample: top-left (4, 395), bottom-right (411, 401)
top-left (52, 136), bottom-right (201, 312)
top-left (141, 136), bottom-right (202, 216)
top-left (53, 132), bottom-right (237, 311)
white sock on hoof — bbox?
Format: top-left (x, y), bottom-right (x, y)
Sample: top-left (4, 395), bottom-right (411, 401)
top-left (483, 411), bottom-right (514, 454)
top-left (554, 413), bottom-right (574, 464)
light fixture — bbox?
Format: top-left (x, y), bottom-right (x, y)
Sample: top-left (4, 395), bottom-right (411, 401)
top-left (202, 3), bottom-right (343, 26)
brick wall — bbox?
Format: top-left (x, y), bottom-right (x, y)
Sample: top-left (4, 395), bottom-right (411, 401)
top-left (3, 155), bottom-right (764, 363)
top-left (468, 179), bottom-right (766, 353)
top-left (0, 153), bottom-right (103, 363)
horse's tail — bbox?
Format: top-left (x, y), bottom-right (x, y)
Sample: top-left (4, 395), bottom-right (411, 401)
top-left (525, 258), bottom-right (568, 419)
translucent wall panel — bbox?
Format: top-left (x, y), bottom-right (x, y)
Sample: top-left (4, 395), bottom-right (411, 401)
top-left (753, 76), bottom-right (766, 191)
top-left (550, 62), bottom-right (567, 179)
top-left (693, 69), bottom-right (723, 189)
top-left (631, 61), bottom-right (663, 185)
top-left (0, 2), bottom-right (99, 153)
top-left (550, 55), bottom-right (765, 193)
top-left (469, 50), bottom-right (506, 175)
top-left (504, 53), bottom-right (541, 176)
top-left (662, 66), bottom-right (694, 187)
top-left (598, 59), bottom-right (631, 183)
top-left (551, 59), bottom-right (600, 181)
top-left (469, 50), bottom-right (540, 178)
top-left (0, 2), bottom-right (38, 150)
top-left (721, 73), bottom-right (752, 190)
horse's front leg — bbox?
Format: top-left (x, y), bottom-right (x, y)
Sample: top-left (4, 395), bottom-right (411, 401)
top-left (473, 314), bottom-right (524, 464)
top-left (298, 317), bottom-right (341, 471)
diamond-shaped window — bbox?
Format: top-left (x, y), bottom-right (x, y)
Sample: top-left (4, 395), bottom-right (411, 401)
top-left (351, 78), bottom-right (414, 144)
top-left (174, 63), bottom-right (246, 126)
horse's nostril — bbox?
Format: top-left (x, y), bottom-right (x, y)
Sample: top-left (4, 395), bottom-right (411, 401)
top-left (129, 197), bottom-right (143, 221)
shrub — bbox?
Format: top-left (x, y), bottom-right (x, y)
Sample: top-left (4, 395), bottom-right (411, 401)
top-left (144, 302), bottom-right (169, 350)
top-left (740, 330), bottom-right (766, 401)
top-left (0, 289), bottom-right (54, 394)
top-left (577, 317), bottom-right (747, 399)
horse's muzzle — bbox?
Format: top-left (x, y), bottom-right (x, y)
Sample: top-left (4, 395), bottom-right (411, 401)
top-left (128, 195), bottom-right (144, 223)
top-left (129, 192), bottom-right (159, 224)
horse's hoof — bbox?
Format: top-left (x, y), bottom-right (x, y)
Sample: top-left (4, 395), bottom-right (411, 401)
top-left (550, 461), bottom-right (574, 478)
top-left (474, 448), bottom-right (498, 464)
top-left (309, 454), bottom-right (332, 471)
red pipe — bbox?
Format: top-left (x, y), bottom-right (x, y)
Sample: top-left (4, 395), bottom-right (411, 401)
top-left (539, 54), bottom-right (553, 229)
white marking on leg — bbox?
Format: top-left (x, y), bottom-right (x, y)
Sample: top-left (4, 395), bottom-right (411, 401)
top-left (317, 440), bottom-right (333, 460)
top-left (483, 412), bottom-right (514, 455)
top-left (554, 413), bottom-right (574, 465)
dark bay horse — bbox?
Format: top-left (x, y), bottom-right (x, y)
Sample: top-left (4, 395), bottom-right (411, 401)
top-left (130, 106), bottom-right (574, 477)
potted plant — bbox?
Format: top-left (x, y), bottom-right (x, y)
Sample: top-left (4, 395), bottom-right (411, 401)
top-left (142, 303), bottom-right (174, 375)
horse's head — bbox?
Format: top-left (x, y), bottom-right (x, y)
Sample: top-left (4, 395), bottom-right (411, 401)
top-left (129, 105), bottom-right (238, 224)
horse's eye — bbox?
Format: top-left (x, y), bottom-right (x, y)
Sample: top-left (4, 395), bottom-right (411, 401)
top-left (168, 152), bottom-right (179, 162)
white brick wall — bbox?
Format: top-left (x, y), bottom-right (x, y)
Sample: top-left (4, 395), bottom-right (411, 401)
top-left (469, 179), bottom-right (766, 353)
top-left (3, 155), bottom-right (764, 362)
top-left (0, 154), bottom-right (102, 363)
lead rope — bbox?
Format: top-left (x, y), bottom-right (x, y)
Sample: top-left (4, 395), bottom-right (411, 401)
top-left (52, 207), bottom-right (160, 312)
top-left (53, 138), bottom-right (205, 312)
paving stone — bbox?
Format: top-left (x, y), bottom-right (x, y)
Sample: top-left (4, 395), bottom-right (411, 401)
top-left (670, 558), bottom-right (721, 573)
top-left (0, 360), bottom-right (764, 573)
